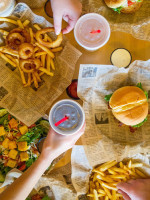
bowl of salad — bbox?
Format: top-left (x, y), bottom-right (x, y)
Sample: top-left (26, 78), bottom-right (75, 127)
top-left (0, 108), bottom-right (50, 183)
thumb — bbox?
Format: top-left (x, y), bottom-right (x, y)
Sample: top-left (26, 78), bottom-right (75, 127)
top-left (53, 12), bottom-right (62, 35)
top-left (118, 189), bottom-right (131, 200)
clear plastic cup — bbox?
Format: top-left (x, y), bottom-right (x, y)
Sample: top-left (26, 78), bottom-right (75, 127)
top-left (74, 13), bottom-right (110, 51)
top-left (0, 0), bottom-right (15, 17)
top-left (49, 99), bottom-right (85, 135)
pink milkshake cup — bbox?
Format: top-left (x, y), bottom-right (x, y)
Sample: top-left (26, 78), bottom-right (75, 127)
top-left (74, 13), bottom-right (110, 51)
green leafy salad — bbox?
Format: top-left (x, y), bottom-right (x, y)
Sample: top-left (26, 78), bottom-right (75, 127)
top-left (0, 108), bottom-right (50, 183)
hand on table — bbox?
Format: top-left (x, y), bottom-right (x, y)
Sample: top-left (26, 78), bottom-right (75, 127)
top-left (51, 0), bottom-right (82, 35)
top-left (117, 179), bottom-right (150, 200)
top-left (41, 123), bottom-right (85, 161)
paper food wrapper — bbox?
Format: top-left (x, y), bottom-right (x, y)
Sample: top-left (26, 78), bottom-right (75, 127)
top-left (81, 0), bottom-right (150, 41)
top-left (0, 3), bottom-right (81, 126)
top-left (71, 145), bottom-right (150, 198)
top-left (77, 60), bottom-right (150, 167)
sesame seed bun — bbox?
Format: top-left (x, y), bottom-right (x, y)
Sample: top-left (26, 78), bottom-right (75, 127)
top-left (109, 86), bottom-right (148, 126)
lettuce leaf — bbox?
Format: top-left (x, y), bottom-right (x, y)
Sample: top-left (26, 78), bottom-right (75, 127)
top-left (104, 94), bottom-right (112, 102)
top-left (136, 82), bottom-right (148, 101)
top-left (132, 117), bottom-right (147, 128)
top-left (112, 7), bottom-right (123, 13)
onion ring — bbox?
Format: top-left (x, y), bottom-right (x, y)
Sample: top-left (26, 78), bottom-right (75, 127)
top-left (35, 27), bottom-right (63, 48)
top-left (18, 43), bottom-right (34, 59)
top-left (6, 28), bottom-right (31, 50)
top-left (20, 58), bottom-right (41, 73)
top-left (6, 33), bottom-right (25, 50)
top-left (10, 28), bottom-right (31, 43)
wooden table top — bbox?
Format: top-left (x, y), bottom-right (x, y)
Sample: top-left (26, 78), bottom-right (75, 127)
top-left (0, 4), bottom-right (150, 193)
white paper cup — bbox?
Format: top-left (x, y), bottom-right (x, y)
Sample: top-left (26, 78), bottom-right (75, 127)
top-left (49, 99), bottom-right (85, 135)
top-left (0, 0), bottom-right (15, 17)
top-left (74, 13), bottom-right (110, 51)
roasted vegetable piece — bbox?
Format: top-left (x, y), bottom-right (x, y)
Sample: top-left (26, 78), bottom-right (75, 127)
top-left (19, 125), bottom-right (28, 135)
top-left (8, 149), bottom-right (18, 159)
top-left (8, 141), bottom-right (17, 149)
top-left (2, 138), bottom-right (10, 148)
top-left (9, 118), bottom-right (18, 129)
top-left (20, 151), bottom-right (29, 162)
top-left (17, 141), bottom-right (28, 151)
top-left (7, 159), bottom-right (17, 168)
top-left (0, 126), bottom-right (6, 136)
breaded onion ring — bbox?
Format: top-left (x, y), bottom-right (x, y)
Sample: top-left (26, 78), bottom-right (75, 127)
top-left (6, 28), bottom-right (31, 50)
top-left (35, 27), bottom-right (63, 48)
top-left (19, 43), bottom-right (34, 59)
top-left (10, 28), bottom-right (31, 43)
top-left (20, 58), bottom-right (41, 73)
top-left (6, 33), bottom-right (25, 50)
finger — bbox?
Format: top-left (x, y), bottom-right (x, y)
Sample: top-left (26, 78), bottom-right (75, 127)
top-left (118, 189), bottom-right (131, 200)
top-left (53, 12), bottom-right (63, 35)
top-left (62, 18), bottom-right (77, 34)
top-left (117, 182), bottom-right (131, 194)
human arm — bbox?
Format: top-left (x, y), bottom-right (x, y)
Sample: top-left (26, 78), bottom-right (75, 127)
top-left (0, 125), bottom-right (85, 200)
top-left (117, 179), bottom-right (150, 200)
top-left (51, 0), bottom-right (82, 35)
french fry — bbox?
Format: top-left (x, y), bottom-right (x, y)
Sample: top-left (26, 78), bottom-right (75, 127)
top-left (44, 34), bottom-right (48, 41)
top-left (105, 196), bottom-right (109, 200)
top-left (34, 47), bottom-right (40, 53)
top-left (5, 54), bottom-right (17, 63)
top-left (46, 54), bottom-right (51, 71)
top-left (0, 46), bottom-right (19, 57)
top-left (33, 24), bottom-right (41, 31)
top-left (17, 63), bottom-right (26, 85)
top-left (51, 46), bottom-right (63, 53)
top-left (0, 29), bottom-right (9, 36)
top-left (29, 28), bottom-right (34, 44)
top-left (34, 71), bottom-right (41, 82)
top-left (24, 73), bottom-right (31, 87)
top-left (92, 169), bottom-right (105, 176)
top-left (131, 163), bottom-right (143, 168)
top-left (135, 169), bottom-right (147, 178)
top-left (35, 51), bottom-right (47, 57)
top-left (99, 161), bottom-right (117, 172)
top-left (23, 19), bottom-right (30, 27)
top-left (50, 59), bottom-right (55, 70)
top-left (3, 35), bottom-right (6, 39)
top-left (97, 174), bottom-right (113, 183)
top-left (39, 67), bottom-right (54, 76)
top-left (17, 19), bottom-right (24, 29)
top-left (41, 54), bottom-right (46, 68)
top-left (112, 190), bottom-right (117, 200)
top-left (98, 189), bottom-right (106, 195)
top-left (35, 42), bottom-right (54, 58)
top-left (108, 169), bottom-right (117, 175)
top-left (128, 160), bottom-right (132, 169)
top-left (119, 162), bottom-right (124, 169)
top-left (32, 72), bottom-right (38, 88)
top-left (0, 17), bottom-right (18, 25)
top-left (101, 181), bottom-right (117, 191)
top-left (0, 52), bottom-right (17, 67)
top-left (93, 189), bottom-right (99, 200)
top-left (87, 194), bottom-right (104, 198)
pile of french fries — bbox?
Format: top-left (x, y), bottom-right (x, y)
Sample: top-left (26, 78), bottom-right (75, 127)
top-left (0, 17), bottom-right (63, 88)
top-left (87, 160), bottom-right (148, 200)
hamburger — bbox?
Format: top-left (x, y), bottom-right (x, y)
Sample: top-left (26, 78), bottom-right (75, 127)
top-left (105, 83), bottom-right (148, 129)
top-left (104, 0), bottom-right (143, 14)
